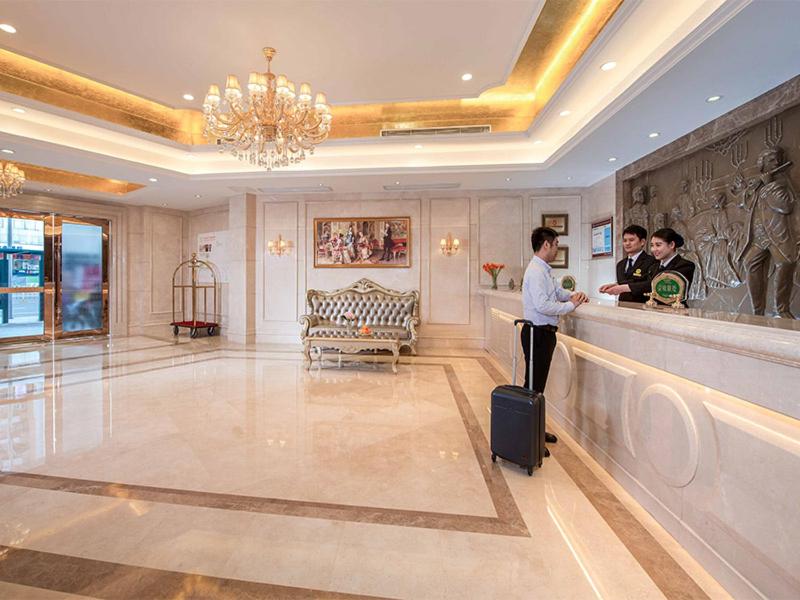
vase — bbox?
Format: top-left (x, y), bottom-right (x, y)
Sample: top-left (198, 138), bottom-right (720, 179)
top-left (490, 273), bottom-right (499, 290)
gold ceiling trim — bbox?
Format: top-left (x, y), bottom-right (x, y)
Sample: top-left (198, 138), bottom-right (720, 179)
top-left (19, 162), bottom-right (144, 195)
top-left (0, 0), bottom-right (621, 144)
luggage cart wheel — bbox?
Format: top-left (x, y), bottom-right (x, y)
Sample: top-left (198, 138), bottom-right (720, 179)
top-left (527, 466), bottom-right (534, 476)
top-left (208, 326), bottom-right (216, 336)
top-left (173, 325), bottom-right (179, 336)
top-left (544, 448), bottom-right (550, 458)
top-left (190, 328), bottom-right (199, 339)
top-left (491, 453), bottom-right (497, 463)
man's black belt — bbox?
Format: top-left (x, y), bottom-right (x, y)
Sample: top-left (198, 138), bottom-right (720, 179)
top-left (529, 324), bottom-right (558, 332)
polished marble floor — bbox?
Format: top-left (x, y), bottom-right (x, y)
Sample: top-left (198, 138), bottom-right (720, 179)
top-left (0, 335), bottom-right (730, 599)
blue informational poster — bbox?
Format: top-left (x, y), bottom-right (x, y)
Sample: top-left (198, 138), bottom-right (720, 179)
top-left (591, 219), bottom-right (613, 257)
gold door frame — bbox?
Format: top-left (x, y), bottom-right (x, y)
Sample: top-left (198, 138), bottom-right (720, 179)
top-left (53, 214), bottom-right (110, 340)
top-left (0, 207), bottom-right (51, 344)
top-left (0, 208), bottom-right (110, 344)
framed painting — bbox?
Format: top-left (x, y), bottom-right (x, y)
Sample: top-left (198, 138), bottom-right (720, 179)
top-left (541, 213), bottom-right (569, 235)
top-left (591, 217), bottom-right (613, 257)
top-left (313, 217), bottom-right (411, 268)
top-left (551, 246), bottom-right (569, 269)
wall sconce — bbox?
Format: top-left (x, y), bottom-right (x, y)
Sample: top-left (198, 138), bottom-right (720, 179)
top-left (267, 234), bottom-right (290, 256)
top-left (439, 233), bottom-right (460, 256)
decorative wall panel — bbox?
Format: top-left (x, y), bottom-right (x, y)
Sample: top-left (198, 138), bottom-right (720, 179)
top-left (620, 77), bottom-right (800, 318)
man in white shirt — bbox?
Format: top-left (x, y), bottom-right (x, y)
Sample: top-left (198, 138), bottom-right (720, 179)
top-left (522, 227), bottom-right (588, 443)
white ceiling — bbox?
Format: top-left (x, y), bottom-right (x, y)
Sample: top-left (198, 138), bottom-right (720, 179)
top-left (1, 0), bottom-right (800, 210)
top-left (0, 0), bottom-right (542, 106)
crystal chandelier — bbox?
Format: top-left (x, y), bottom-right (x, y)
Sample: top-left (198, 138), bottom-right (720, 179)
top-left (0, 162), bottom-right (25, 198)
top-left (202, 47), bottom-right (332, 171)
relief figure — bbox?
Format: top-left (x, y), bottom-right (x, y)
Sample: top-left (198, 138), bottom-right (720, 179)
top-left (695, 194), bottom-right (742, 288)
top-left (625, 185), bottom-right (650, 231)
top-left (731, 146), bottom-right (797, 317)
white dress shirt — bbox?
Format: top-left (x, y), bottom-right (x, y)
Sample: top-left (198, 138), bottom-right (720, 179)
top-left (625, 250), bottom-right (643, 272)
top-left (660, 253), bottom-right (678, 268)
top-left (522, 256), bottom-right (575, 326)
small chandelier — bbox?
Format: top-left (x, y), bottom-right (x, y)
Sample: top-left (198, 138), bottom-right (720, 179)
top-left (440, 233), bottom-right (460, 256)
top-left (203, 47), bottom-right (332, 171)
top-left (0, 162), bottom-right (25, 198)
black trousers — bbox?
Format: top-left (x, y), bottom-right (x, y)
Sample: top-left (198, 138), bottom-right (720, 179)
top-left (520, 324), bottom-right (558, 393)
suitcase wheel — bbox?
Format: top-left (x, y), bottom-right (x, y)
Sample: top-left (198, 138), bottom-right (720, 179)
top-left (491, 453), bottom-right (497, 463)
top-left (544, 448), bottom-right (550, 458)
top-left (527, 466), bottom-right (534, 476)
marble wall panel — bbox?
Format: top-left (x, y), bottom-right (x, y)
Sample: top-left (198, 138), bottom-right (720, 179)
top-left (149, 213), bottom-right (183, 315)
top-left (429, 198), bottom-right (470, 324)
top-left (478, 197), bottom-right (523, 287)
top-left (531, 195), bottom-right (583, 284)
top-left (264, 202), bottom-right (299, 322)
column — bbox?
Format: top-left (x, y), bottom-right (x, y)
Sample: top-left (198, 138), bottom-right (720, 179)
top-left (227, 193), bottom-right (257, 344)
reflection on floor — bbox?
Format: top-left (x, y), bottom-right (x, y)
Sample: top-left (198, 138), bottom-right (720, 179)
top-left (0, 335), bottom-right (729, 599)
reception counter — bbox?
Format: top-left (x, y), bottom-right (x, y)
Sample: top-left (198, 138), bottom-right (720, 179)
top-left (480, 289), bottom-right (800, 600)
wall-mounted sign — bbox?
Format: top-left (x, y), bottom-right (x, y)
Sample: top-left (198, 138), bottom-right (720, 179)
top-left (591, 217), bottom-right (613, 258)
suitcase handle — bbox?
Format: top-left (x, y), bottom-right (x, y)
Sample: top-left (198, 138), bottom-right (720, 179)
top-left (512, 319), bottom-right (535, 391)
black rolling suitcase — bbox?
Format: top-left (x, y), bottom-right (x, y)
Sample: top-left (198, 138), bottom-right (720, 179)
top-left (490, 318), bottom-right (546, 476)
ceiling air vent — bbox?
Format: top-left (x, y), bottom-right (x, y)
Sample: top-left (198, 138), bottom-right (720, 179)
top-left (380, 125), bottom-right (491, 137)
top-left (382, 183), bottom-right (460, 191)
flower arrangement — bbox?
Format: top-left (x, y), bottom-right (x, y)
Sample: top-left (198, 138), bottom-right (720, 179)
top-left (343, 310), bottom-right (356, 328)
top-left (482, 262), bottom-right (505, 290)
top-left (359, 324), bottom-right (373, 337)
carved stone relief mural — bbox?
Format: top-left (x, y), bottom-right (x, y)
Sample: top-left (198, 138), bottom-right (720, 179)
top-left (623, 103), bottom-right (800, 318)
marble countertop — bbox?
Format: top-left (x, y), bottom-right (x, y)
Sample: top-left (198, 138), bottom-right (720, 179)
top-left (479, 288), bottom-right (800, 367)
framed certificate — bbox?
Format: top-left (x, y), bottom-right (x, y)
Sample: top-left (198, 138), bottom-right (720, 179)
top-left (591, 217), bottom-right (613, 258)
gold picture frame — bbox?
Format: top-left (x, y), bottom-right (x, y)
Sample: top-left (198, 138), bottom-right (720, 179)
top-left (541, 213), bottom-right (569, 235)
top-left (551, 246), bottom-right (569, 269)
top-left (313, 217), bottom-right (411, 268)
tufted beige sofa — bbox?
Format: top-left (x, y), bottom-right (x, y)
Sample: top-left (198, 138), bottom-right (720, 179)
top-left (299, 278), bottom-right (420, 353)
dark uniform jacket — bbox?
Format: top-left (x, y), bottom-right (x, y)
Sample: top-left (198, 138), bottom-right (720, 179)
top-left (628, 254), bottom-right (696, 299)
top-left (616, 252), bottom-right (657, 303)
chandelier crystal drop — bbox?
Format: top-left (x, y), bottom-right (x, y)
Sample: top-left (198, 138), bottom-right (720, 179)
top-left (0, 162), bottom-right (25, 198)
top-left (202, 47), bottom-right (332, 171)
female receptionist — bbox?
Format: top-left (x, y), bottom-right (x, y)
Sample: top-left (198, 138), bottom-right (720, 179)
top-left (601, 228), bottom-right (696, 301)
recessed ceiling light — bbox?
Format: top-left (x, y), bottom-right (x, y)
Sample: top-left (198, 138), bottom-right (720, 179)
top-left (194, 194), bottom-right (202, 198)
top-left (45, 188), bottom-right (52, 192)
top-left (161, 203), bottom-right (167, 207)
top-left (648, 132), bottom-right (660, 138)
top-left (1, 149), bottom-right (14, 154)
top-left (505, 177), bottom-right (511, 182)
top-left (608, 157), bottom-right (617, 162)
top-left (0, 24), bottom-right (17, 34)
top-left (182, 93), bottom-right (194, 101)
top-left (600, 61), bottom-right (617, 71)
top-left (12, 107), bottom-right (26, 114)
top-left (148, 177), bottom-right (158, 182)
top-left (533, 139), bottom-right (543, 145)
top-left (567, 176), bottom-right (572, 180)
top-left (461, 73), bottom-right (473, 81)
top-left (706, 95), bottom-right (722, 103)
top-left (318, 183), bottom-right (325, 187)
top-left (559, 110), bottom-right (571, 117)
top-left (395, 181), bottom-right (400, 185)
top-left (414, 144), bottom-right (423, 149)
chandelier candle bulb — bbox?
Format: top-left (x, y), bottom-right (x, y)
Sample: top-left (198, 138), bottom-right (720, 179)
top-left (299, 83), bottom-right (312, 103)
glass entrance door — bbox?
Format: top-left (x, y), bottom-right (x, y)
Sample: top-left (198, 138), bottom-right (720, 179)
top-left (54, 215), bottom-right (108, 338)
top-left (0, 212), bottom-right (49, 342)
top-left (54, 216), bottom-right (109, 339)
top-left (0, 210), bottom-right (109, 343)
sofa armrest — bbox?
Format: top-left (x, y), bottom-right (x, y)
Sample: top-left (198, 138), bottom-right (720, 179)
top-left (299, 314), bottom-right (320, 338)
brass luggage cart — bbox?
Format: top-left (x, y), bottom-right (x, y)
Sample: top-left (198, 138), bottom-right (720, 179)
top-left (171, 253), bottom-right (219, 338)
